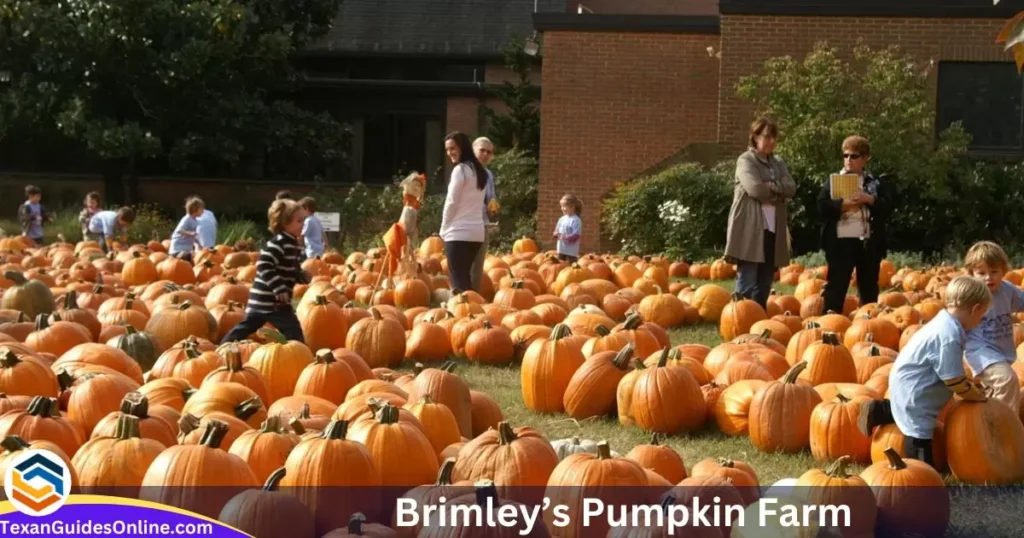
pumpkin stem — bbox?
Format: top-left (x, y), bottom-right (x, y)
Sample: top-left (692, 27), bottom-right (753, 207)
top-left (823, 455), bottom-right (852, 478)
top-left (322, 420), bottom-right (349, 439)
top-left (622, 312), bottom-right (644, 331)
top-left (0, 435), bottom-right (30, 453)
top-left (263, 467), bottom-right (287, 492)
top-left (3, 270), bottom-right (26, 285)
top-left (868, 345), bottom-right (881, 357)
top-left (33, 313), bottom-right (50, 331)
top-left (225, 346), bottom-right (244, 371)
top-left (594, 325), bottom-right (611, 337)
top-left (182, 387), bottom-right (197, 402)
top-left (235, 397), bottom-right (264, 421)
top-left (650, 433), bottom-right (660, 446)
top-left (197, 419), bottom-right (230, 449)
top-left (804, 321), bottom-right (822, 330)
top-left (314, 349), bottom-right (336, 364)
top-left (63, 290), bottom-right (78, 310)
top-left (184, 345), bottom-right (201, 360)
top-left (178, 413), bottom-right (201, 437)
top-left (413, 363), bottom-right (424, 375)
top-left (630, 359), bottom-right (646, 370)
top-left (313, 295), bottom-right (329, 306)
top-left (440, 361), bottom-right (457, 374)
top-left (836, 394), bottom-right (851, 404)
top-left (730, 292), bottom-right (745, 302)
top-left (348, 513), bottom-right (367, 534)
top-left (550, 323), bottom-right (573, 341)
top-left (596, 441), bottom-right (613, 460)
top-left (882, 447), bottom-right (907, 470)
top-left (0, 348), bottom-right (21, 368)
top-left (177, 300), bottom-right (192, 311)
top-left (261, 415), bottom-right (282, 433)
top-left (56, 370), bottom-right (76, 392)
top-left (289, 419), bottom-right (306, 435)
top-left (115, 414), bottom-right (142, 440)
top-left (497, 422), bottom-right (518, 446)
top-left (656, 347), bottom-right (670, 368)
top-left (119, 391), bottom-right (150, 419)
top-left (376, 403), bottom-right (400, 424)
top-left (473, 479), bottom-right (499, 506)
top-left (298, 403), bottom-right (312, 419)
top-left (369, 308), bottom-right (383, 321)
top-left (612, 342), bottom-right (635, 370)
top-left (436, 458), bottom-right (456, 485)
top-left (124, 325), bottom-right (138, 335)
top-left (821, 332), bottom-right (841, 346)
top-left (783, 361), bottom-right (808, 383)
top-left (256, 328), bottom-right (287, 344)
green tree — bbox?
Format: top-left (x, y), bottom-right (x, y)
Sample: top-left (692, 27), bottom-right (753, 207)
top-left (0, 0), bottom-right (348, 203)
top-left (481, 36), bottom-right (541, 156)
top-left (736, 42), bottom-right (971, 255)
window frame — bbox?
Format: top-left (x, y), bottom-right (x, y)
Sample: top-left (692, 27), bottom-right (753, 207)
top-left (936, 60), bottom-right (1024, 157)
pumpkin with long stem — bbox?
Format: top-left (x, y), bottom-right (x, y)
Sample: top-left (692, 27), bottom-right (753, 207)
top-left (748, 361), bottom-right (822, 453)
top-left (452, 421), bottom-right (558, 505)
top-left (0, 346), bottom-right (59, 397)
top-left (796, 455), bottom-right (878, 537)
top-left (798, 331), bottom-right (857, 385)
top-left (859, 447), bottom-right (949, 536)
top-left (564, 342), bottom-right (635, 420)
top-left (91, 391), bottom-right (177, 447)
top-left (141, 419), bottom-right (259, 519)
top-left (293, 349), bottom-right (358, 405)
top-left (72, 414), bottom-right (165, 495)
top-left (26, 313), bottom-right (91, 357)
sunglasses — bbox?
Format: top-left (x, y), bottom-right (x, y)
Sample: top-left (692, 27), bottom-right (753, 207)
top-left (843, 153), bottom-right (862, 160)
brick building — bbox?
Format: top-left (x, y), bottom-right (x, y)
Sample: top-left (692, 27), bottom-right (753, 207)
top-left (533, 0), bottom-right (1024, 253)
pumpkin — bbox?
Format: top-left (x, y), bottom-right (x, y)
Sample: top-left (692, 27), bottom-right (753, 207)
top-left (347, 403), bottom-right (439, 487)
top-left (0, 434), bottom-right (79, 487)
top-left (809, 393), bottom-right (871, 464)
top-left (944, 399), bottom-right (1024, 485)
top-left (144, 301), bottom-right (216, 351)
top-left (869, 423), bottom-right (947, 472)
top-left (140, 419), bottom-right (260, 519)
top-left (0, 346), bottom-right (59, 397)
top-left (217, 467), bottom-right (316, 538)
top-left (91, 391), bottom-right (178, 448)
top-left (748, 361), bottom-right (822, 453)
top-left (247, 329), bottom-right (314, 404)
top-left (469, 390), bottom-right (503, 438)
top-left (798, 332), bottom-right (857, 385)
top-left (389, 458), bottom-right (475, 536)
top-left (106, 325), bottom-right (162, 372)
top-left (71, 414), bottom-right (165, 495)
top-left (300, 295), bottom-right (349, 352)
top-left (58, 368), bottom-right (141, 434)
top-left (784, 321), bottom-right (824, 366)
top-left (624, 433), bottom-right (687, 484)
top-left (228, 415), bottom-right (301, 484)
top-left (628, 347), bottom-right (706, 434)
top-left (719, 293), bottom-right (768, 341)
top-left (279, 420), bottom-right (383, 534)
top-left (346, 307), bottom-right (406, 369)
top-left (25, 314), bottom-right (91, 357)
top-left (406, 361), bottom-right (473, 438)
top-left (859, 447), bottom-right (950, 537)
top-left (1, 270), bottom-right (54, 319)
top-left (521, 324), bottom-right (585, 414)
top-left (550, 436), bottom-right (622, 462)
top-left (0, 396), bottom-right (85, 460)
top-left (54, 343), bottom-right (144, 384)
top-left (464, 320), bottom-right (515, 365)
top-left (795, 456), bottom-right (878, 537)
top-left (405, 321), bottom-right (453, 363)
top-left (563, 343), bottom-right (635, 420)
top-left (452, 421), bottom-right (558, 505)
top-left (403, 396), bottom-right (462, 458)
top-left (293, 349), bottom-right (358, 405)
top-left (202, 345), bottom-right (271, 404)
top-left (543, 441), bottom-right (650, 538)
top-left (182, 382), bottom-right (267, 429)
top-left (137, 378), bottom-right (195, 412)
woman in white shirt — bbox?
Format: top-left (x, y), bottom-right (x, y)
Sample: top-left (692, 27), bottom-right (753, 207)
top-left (440, 131), bottom-right (488, 294)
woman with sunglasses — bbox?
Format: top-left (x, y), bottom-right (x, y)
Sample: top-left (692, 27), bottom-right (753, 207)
top-left (818, 135), bottom-right (891, 314)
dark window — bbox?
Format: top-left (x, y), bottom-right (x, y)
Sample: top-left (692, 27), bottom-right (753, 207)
top-left (361, 113), bottom-right (440, 183)
top-left (937, 61), bottom-right (1024, 152)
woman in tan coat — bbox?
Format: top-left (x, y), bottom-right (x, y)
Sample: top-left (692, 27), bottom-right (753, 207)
top-left (724, 118), bottom-right (796, 310)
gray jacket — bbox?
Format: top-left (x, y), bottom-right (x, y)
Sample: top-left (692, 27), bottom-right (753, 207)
top-left (724, 149), bottom-right (796, 266)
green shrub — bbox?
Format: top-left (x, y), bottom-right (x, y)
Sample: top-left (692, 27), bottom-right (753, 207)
top-left (602, 161), bottom-right (734, 262)
top-left (126, 203), bottom-right (175, 245)
top-left (488, 148), bottom-right (538, 253)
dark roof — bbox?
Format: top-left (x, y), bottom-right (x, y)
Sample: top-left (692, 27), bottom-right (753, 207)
top-left (311, 0), bottom-right (567, 57)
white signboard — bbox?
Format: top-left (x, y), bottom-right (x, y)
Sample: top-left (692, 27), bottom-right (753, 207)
top-left (315, 212), bottom-right (340, 232)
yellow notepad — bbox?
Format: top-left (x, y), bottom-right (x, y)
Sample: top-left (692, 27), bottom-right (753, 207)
top-left (830, 174), bottom-right (860, 200)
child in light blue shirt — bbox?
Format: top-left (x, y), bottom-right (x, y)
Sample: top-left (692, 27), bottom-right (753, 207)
top-left (18, 185), bottom-right (49, 245)
top-left (553, 194), bottom-right (582, 263)
top-left (299, 196), bottom-right (326, 258)
top-left (963, 240), bottom-right (1024, 410)
top-left (857, 275), bottom-right (991, 468)
top-left (168, 197), bottom-right (205, 262)
top-left (88, 207), bottom-right (135, 253)
top-left (196, 208), bottom-right (218, 249)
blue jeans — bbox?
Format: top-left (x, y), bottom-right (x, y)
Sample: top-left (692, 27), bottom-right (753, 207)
top-left (735, 230), bottom-right (776, 310)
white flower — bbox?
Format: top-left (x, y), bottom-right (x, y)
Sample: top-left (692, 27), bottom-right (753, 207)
top-left (658, 200), bottom-right (690, 224)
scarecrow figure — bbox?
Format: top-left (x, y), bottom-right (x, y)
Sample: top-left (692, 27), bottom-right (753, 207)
top-left (381, 172), bottom-right (427, 281)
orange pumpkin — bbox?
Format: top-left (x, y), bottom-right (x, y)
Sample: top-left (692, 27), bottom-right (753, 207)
top-left (520, 324), bottom-right (584, 414)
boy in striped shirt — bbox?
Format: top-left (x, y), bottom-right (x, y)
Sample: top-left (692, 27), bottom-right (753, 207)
top-left (220, 198), bottom-right (310, 344)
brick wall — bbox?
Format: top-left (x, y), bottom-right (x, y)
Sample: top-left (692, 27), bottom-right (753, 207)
top-left (718, 15), bottom-right (1010, 153)
top-left (536, 30), bottom-right (720, 253)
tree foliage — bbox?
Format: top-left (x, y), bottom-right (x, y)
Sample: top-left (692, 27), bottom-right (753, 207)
top-left (0, 0), bottom-right (348, 201)
top-left (736, 42), bottom-right (971, 254)
top-left (481, 36), bottom-right (541, 157)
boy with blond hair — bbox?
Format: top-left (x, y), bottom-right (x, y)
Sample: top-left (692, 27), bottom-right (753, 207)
top-left (220, 198), bottom-right (309, 344)
top-left (857, 275), bottom-right (991, 467)
top-left (963, 240), bottom-right (1023, 409)
top-left (168, 196), bottom-right (205, 262)
top-left (88, 206), bottom-right (135, 253)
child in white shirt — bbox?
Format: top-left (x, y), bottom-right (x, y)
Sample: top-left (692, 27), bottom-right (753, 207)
top-left (553, 194), bottom-right (582, 263)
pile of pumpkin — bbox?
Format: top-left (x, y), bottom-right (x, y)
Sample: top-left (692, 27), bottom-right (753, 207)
top-left (0, 233), bottom-right (1015, 537)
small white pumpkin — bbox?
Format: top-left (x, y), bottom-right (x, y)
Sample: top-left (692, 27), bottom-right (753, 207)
top-left (550, 436), bottom-right (621, 461)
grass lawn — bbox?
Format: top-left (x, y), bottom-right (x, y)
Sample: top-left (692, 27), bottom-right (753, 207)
top-left (398, 278), bottom-right (1024, 537)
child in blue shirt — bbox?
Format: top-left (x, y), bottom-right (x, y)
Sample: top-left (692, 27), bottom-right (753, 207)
top-left (299, 196), bottom-right (326, 259)
top-left (168, 197), bottom-right (205, 262)
top-left (18, 185), bottom-right (50, 246)
top-left (88, 207), bottom-right (135, 253)
top-left (963, 240), bottom-right (1024, 410)
top-left (196, 207), bottom-right (218, 250)
top-left (552, 194), bottom-right (583, 263)
top-left (857, 275), bottom-right (990, 468)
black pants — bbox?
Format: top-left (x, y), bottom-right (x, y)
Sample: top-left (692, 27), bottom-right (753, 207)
top-left (735, 230), bottom-right (776, 311)
top-left (869, 399), bottom-right (935, 467)
top-left (558, 253), bottom-right (578, 263)
top-left (220, 307), bottom-right (305, 344)
top-left (823, 238), bottom-right (880, 314)
top-left (445, 240), bottom-right (482, 294)
top-left (173, 251), bottom-right (194, 264)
